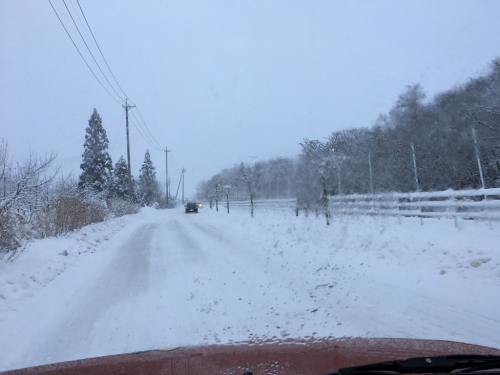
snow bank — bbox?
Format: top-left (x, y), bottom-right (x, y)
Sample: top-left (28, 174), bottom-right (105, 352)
top-left (0, 210), bottom-right (147, 308)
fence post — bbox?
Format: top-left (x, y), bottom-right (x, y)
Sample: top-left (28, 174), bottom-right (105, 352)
top-left (411, 144), bottom-right (423, 225)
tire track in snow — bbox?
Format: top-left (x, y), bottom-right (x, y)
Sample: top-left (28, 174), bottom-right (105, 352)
top-left (27, 223), bottom-right (156, 367)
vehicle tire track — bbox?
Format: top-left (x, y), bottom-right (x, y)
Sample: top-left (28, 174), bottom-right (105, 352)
top-left (29, 224), bottom-right (156, 367)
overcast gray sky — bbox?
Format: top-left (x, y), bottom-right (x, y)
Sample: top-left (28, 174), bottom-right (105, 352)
top-left (1, 0), bottom-right (499, 197)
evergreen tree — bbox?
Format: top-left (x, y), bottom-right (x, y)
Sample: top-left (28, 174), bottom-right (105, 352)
top-left (78, 109), bottom-right (113, 194)
top-left (111, 156), bottom-right (129, 198)
top-left (138, 150), bottom-right (158, 206)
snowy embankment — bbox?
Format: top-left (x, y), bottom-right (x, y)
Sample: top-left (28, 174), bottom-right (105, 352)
top-left (0, 206), bottom-right (499, 371)
top-left (0, 210), bottom-right (149, 304)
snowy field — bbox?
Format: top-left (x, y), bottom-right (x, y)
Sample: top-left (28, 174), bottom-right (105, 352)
top-left (0, 206), bottom-right (499, 371)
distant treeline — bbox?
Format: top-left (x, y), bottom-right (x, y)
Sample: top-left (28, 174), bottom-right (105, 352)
top-left (198, 59), bottom-right (500, 208)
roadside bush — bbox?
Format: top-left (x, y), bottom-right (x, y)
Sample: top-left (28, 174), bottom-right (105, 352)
top-left (107, 198), bottom-right (141, 218)
top-left (2, 192), bottom-right (141, 259)
top-left (0, 204), bottom-right (22, 254)
top-left (34, 195), bottom-right (106, 237)
top-left (0, 204), bottom-right (36, 260)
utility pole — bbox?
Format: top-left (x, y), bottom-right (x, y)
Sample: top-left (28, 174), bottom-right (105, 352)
top-left (175, 168), bottom-right (186, 204)
top-left (182, 168), bottom-right (185, 204)
top-left (122, 98), bottom-right (135, 201)
top-left (165, 147), bottom-right (171, 206)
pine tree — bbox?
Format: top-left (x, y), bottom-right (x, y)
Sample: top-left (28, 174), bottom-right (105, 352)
top-left (78, 109), bottom-right (113, 194)
top-left (111, 156), bottom-right (129, 198)
top-left (138, 150), bottom-right (158, 206)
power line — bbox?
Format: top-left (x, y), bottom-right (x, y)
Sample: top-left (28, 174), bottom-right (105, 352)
top-left (47, 0), bottom-right (123, 105)
top-left (111, 111), bottom-right (126, 155)
top-left (129, 114), bottom-right (163, 152)
top-left (129, 110), bottom-right (164, 152)
top-left (75, 0), bottom-right (129, 100)
top-left (73, 1), bottom-right (165, 153)
top-left (170, 151), bottom-right (182, 171)
top-left (69, 0), bottom-right (93, 43)
top-left (50, 1), bottom-right (177, 167)
top-left (62, 0), bottom-right (125, 103)
top-left (131, 107), bottom-right (164, 150)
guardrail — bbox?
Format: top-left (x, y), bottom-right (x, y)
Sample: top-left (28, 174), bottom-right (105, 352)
top-left (224, 198), bottom-right (297, 213)
top-left (328, 188), bottom-right (500, 221)
top-left (224, 188), bottom-right (500, 221)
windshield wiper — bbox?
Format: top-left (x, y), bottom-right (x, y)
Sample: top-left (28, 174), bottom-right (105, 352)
top-left (325, 355), bottom-right (500, 375)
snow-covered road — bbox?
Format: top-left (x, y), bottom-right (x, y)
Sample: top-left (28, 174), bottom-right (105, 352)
top-left (1, 207), bottom-right (499, 371)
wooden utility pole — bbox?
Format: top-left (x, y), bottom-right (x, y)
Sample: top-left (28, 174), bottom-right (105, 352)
top-left (175, 168), bottom-right (186, 204)
top-left (122, 98), bottom-right (135, 201)
top-left (165, 147), bottom-right (171, 206)
top-left (182, 168), bottom-right (185, 204)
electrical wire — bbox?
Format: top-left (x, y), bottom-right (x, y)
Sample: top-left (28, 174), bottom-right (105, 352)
top-left (111, 111), bottom-right (126, 155)
top-left (69, 0), bottom-right (93, 44)
top-left (129, 110), bottom-right (164, 152)
top-left (130, 107), bottom-right (165, 150)
top-left (74, 0), bottom-right (165, 153)
top-left (129, 116), bottom-right (160, 152)
top-left (50, 1), bottom-right (177, 164)
top-left (47, 0), bottom-right (123, 105)
top-left (62, 0), bottom-right (125, 104)
top-left (75, 0), bottom-right (129, 100)
top-left (70, 1), bottom-right (164, 152)
top-left (170, 151), bottom-right (182, 171)
top-left (129, 114), bottom-right (164, 152)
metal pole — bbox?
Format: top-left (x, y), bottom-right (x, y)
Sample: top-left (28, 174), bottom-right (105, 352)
top-left (368, 154), bottom-right (374, 194)
top-left (411, 143), bottom-right (420, 191)
top-left (182, 169), bottom-right (185, 204)
top-left (472, 128), bottom-right (485, 189)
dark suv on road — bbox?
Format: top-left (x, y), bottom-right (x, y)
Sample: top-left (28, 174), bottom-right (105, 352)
top-left (185, 202), bottom-right (199, 213)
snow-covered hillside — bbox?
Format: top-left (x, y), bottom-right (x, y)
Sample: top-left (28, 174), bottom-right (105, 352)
top-left (0, 207), bottom-right (499, 371)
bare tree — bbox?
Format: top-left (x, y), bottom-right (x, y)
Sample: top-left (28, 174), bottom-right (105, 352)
top-left (299, 137), bottom-right (339, 225)
top-left (222, 182), bottom-right (236, 213)
top-left (0, 144), bottom-right (58, 256)
top-left (240, 163), bottom-right (256, 217)
top-left (1, 152), bottom-right (58, 213)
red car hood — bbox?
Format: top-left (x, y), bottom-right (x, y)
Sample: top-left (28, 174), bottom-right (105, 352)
top-left (3, 337), bottom-right (500, 375)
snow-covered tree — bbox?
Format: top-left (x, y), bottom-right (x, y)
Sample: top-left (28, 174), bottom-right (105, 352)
top-left (138, 150), bottom-right (158, 206)
top-left (222, 182), bottom-right (236, 213)
top-left (0, 141), bottom-right (57, 254)
top-left (206, 174), bottom-right (223, 211)
top-left (111, 156), bottom-right (129, 199)
top-left (299, 136), bottom-right (339, 225)
top-left (78, 109), bottom-right (113, 194)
